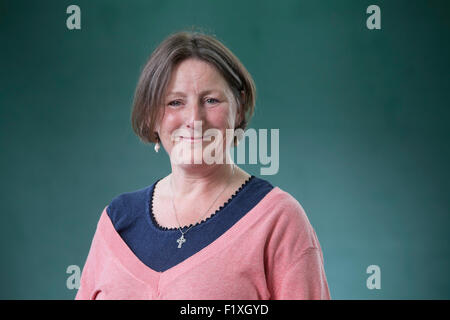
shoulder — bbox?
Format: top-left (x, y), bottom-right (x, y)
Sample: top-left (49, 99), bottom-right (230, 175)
top-left (253, 177), bottom-right (306, 220)
top-left (249, 176), bottom-right (310, 227)
top-left (106, 183), bottom-right (155, 230)
top-left (267, 187), bottom-right (310, 225)
top-left (258, 184), bottom-right (321, 250)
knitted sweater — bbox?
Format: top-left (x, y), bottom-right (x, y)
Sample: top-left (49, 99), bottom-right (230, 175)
top-left (75, 178), bottom-right (331, 300)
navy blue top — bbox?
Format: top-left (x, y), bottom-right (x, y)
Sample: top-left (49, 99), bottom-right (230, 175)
top-left (106, 175), bottom-right (274, 272)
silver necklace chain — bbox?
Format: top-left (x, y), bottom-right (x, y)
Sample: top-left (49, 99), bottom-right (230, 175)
top-left (170, 164), bottom-right (236, 248)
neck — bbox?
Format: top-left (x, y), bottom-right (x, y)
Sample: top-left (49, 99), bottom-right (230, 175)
top-left (169, 162), bottom-right (235, 198)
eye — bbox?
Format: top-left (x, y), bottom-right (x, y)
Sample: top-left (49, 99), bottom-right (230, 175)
top-left (168, 100), bottom-right (182, 107)
top-left (205, 98), bottom-right (219, 105)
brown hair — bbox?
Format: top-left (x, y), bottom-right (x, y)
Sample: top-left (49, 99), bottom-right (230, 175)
top-left (131, 30), bottom-right (256, 144)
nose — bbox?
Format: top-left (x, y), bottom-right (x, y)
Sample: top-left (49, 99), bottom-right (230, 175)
top-left (185, 100), bottom-right (204, 130)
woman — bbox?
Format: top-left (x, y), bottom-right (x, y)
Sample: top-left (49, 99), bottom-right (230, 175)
top-left (76, 31), bottom-right (331, 300)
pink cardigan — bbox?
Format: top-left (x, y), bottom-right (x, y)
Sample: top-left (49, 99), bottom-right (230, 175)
top-left (75, 187), bottom-right (331, 300)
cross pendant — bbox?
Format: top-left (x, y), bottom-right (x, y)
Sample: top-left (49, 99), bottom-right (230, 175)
top-left (176, 234), bottom-right (186, 248)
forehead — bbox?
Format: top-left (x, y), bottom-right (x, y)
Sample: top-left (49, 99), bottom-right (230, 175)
top-left (166, 58), bottom-right (228, 94)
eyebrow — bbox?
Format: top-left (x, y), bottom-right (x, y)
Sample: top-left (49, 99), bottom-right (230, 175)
top-left (166, 89), bottom-right (223, 97)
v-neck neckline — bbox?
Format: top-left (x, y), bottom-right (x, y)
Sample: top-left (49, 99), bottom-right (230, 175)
top-left (97, 186), bottom-right (281, 285)
top-left (147, 175), bottom-right (255, 232)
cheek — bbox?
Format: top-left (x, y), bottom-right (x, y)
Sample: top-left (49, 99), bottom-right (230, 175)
top-left (210, 115), bottom-right (230, 130)
top-left (210, 106), bottom-right (236, 130)
top-left (159, 112), bottom-right (181, 134)
top-left (156, 114), bottom-right (179, 152)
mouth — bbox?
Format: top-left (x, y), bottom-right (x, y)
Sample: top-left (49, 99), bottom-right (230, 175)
top-left (180, 136), bottom-right (209, 141)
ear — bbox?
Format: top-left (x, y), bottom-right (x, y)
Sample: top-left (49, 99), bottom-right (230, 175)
top-left (240, 90), bottom-right (245, 105)
top-left (151, 120), bottom-right (160, 142)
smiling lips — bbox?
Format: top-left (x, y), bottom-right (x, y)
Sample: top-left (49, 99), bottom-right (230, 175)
top-left (179, 136), bottom-right (211, 142)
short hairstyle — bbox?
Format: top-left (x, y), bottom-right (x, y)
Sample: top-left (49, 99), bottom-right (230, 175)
top-left (131, 30), bottom-right (256, 144)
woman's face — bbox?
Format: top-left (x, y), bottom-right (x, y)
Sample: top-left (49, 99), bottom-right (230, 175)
top-left (155, 58), bottom-right (240, 167)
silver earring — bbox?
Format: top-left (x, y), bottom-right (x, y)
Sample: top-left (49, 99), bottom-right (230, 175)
top-left (154, 139), bottom-right (160, 153)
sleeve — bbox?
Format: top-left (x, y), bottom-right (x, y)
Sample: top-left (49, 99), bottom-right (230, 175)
top-left (75, 208), bottom-right (107, 300)
top-left (273, 247), bottom-right (331, 300)
top-left (265, 192), bottom-right (331, 300)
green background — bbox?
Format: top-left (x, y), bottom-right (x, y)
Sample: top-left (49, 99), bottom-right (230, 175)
top-left (1, 0), bottom-right (449, 299)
